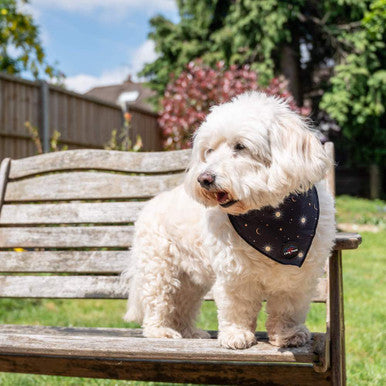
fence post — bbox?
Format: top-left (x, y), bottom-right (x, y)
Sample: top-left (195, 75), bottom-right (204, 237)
top-left (39, 80), bottom-right (50, 153)
top-left (369, 164), bottom-right (381, 199)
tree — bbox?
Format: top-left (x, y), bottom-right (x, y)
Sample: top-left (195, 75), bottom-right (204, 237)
top-left (320, 0), bottom-right (386, 168)
top-left (143, 0), bottom-right (385, 172)
top-left (159, 60), bottom-right (308, 150)
top-left (141, 0), bottom-right (370, 109)
top-left (0, 0), bottom-right (61, 79)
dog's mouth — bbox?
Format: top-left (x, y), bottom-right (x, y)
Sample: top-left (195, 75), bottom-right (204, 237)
top-left (216, 191), bottom-right (238, 208)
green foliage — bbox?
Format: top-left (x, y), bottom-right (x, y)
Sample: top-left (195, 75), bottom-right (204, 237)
top-left (141, 0), bottom-right (385, 167)
top-left (141, 0), bottom-right (370, 99)
top-left (321, 0), bottom-right (386, 166)
top-left (140, 0), bottom-right (297, 96)
top-left (0, 0), bottom-right (62, 80)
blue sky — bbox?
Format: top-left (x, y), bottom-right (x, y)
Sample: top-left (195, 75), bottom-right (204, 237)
top-left (26, 0), bottom-right (179, 93)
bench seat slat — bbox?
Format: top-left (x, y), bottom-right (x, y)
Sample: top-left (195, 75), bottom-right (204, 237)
top-left (0, 276), bottom-right (327, 302)
top-left (0, 251), bottom-right (129, 273)
top-left (0, 202), bottom-right (146, 224)
top-left (0, 325), bottom-right (322, 364)
top-left (9, 149), bottom-right (192, 179)
top-left (5, 172), bottom-right (184, 202)
top-left (0, 225), bottom-right (134, 248)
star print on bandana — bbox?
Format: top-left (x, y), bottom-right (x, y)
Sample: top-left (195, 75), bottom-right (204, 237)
top-left (228, 187), bottom-right (319, 267)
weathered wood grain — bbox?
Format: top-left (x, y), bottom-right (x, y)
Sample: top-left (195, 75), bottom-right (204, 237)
top-left (0, 325), bottom-right (145, 336)
top-left (315, 277), bottom-right (327, 303)
top-left (0, 225), bottom-right (134, 248)
top-left (334, 232), bottom-right (361, 250)
top-left (0, 158), bottom-right (10, 210)
top-left (329, 250), bottom-right (346, 385)
top-left (314, 258), bottom-right (331, 373)
top-left (324, 142), bottom-right (335, 197)
top-left (0, 324), bottom-right (321, 363)
top-left (9, 149), bottom-right (191, 178)
top-left (5, 172), bottom-right (184, 202)
top-left (0, 228), bottom-right (360, 251)
top-left (0, 275), bottom-right (326, 302)
top-left (0, 201), bottom-right (146, 224)
top-left (205, 278), bottom-right (327, 303)
top-left (0, 276), bottom-right (127, 298)
top-left (0, 251), bottom-right (130, 273)
top-left (0, 355), bottom-right (331, 385)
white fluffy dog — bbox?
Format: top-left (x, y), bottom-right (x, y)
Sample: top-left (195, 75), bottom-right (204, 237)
top-left (123, 92), bottom-right (335, 350)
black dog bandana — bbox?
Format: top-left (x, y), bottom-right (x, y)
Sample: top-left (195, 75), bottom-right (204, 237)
top-left (228, 187), bottom-right (319, 267)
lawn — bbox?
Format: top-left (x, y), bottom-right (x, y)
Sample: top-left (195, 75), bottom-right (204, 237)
top-left (0, 196), bottom-right (385, 385)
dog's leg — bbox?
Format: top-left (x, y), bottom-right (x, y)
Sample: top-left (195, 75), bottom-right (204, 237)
top-left (214, 280), bottom-right (262, 349)
top-left (174, 273), bottom-right (211, 339)
top-left (139, 251), bottom-right (183, 339)
top-left (265, 290), bottom-right (312, 347)
top-left (141, 290), bottom-right (184, 340)
top-left (142, 267), bottom-right (211, 339)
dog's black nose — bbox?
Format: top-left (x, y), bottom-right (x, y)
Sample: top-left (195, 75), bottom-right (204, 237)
top-left (197, 172), bottom-right (216, 188)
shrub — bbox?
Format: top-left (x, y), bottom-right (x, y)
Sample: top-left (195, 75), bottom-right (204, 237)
top-left (159, 60), bottom-right (309, 150)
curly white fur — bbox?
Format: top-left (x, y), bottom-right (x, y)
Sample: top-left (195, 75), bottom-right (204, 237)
top-left (123, 92), bottom-right (335, 349)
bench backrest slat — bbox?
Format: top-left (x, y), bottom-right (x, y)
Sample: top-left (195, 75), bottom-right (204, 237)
top-left (0, 201), bottom-right (146, 225)
top-left (5, 172), bottom-right (184, 201)
top-left (0, 275), bottom-right (327, 301)
top-left (0, 276), bottom-right (126, 298)
top-left (9, 149), bottom-right (191, 178)
top-left (0, 250), bottom-right (128, 273)
top-left (0, 225), bottom-right (134, 248)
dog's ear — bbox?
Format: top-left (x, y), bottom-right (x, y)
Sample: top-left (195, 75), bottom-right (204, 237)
top-left (267, 110), bottom-right (331, 193)
top-left (184, 129), bottom-right (207, 203)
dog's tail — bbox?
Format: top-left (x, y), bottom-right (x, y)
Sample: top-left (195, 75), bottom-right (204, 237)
top-left (120, 253), bottom-right (144, 324)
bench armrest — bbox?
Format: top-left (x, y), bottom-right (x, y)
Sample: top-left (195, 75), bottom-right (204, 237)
top-left (334, 232), bottom-right (362, 250)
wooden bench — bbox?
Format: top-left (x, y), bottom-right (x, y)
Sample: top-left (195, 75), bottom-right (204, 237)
top-left (0, 147), bottom-right (361, 385)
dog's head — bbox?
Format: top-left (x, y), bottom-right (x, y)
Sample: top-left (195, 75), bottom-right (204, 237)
top-left (184, 92), bottom-right (331, 215)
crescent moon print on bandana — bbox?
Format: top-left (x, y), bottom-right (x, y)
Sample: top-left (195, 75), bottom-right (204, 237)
top-left (228, 187), bottom-right (319, 267)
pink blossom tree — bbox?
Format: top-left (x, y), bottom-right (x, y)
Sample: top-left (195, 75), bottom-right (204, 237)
top-left (159, 60), bottom-right (309, 150)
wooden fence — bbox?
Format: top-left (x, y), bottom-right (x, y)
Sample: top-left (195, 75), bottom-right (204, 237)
top-left (0, 73), bottom-right (162, 159)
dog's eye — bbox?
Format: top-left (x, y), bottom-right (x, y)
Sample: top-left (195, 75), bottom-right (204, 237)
top-left (234, 143), bottom-right (246, 151)
top-left (204, 148), bottom-right (214, 157)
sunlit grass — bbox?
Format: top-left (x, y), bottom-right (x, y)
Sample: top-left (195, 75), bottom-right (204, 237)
top-left (335, 195), bottom-right (386, 226)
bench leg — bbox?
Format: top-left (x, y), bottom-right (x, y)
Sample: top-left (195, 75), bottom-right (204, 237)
top-left (329, 250), bottom-right (346, 385)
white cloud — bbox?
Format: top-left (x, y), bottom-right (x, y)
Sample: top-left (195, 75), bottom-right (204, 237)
top-left (18, 1), bottom-right (41, 20)
top-left (64, 39), bottom-right (157, 93)
top-left (64, 66), bottom-right (129, 93)
top-left (130, 40), bottom-right (157, 77)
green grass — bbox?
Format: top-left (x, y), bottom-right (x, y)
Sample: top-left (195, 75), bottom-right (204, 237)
top-left (0, 196), bottom-right (385, 385)
top-left (335, 195), bottom-right (386, 226)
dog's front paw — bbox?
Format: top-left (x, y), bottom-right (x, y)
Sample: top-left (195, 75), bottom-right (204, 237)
top-left (143, 326), bottom-right (182, 339)
top-left (218, 328), bottom-right (256, 350)
top-left (269, 325), bottom-right (311, 347)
